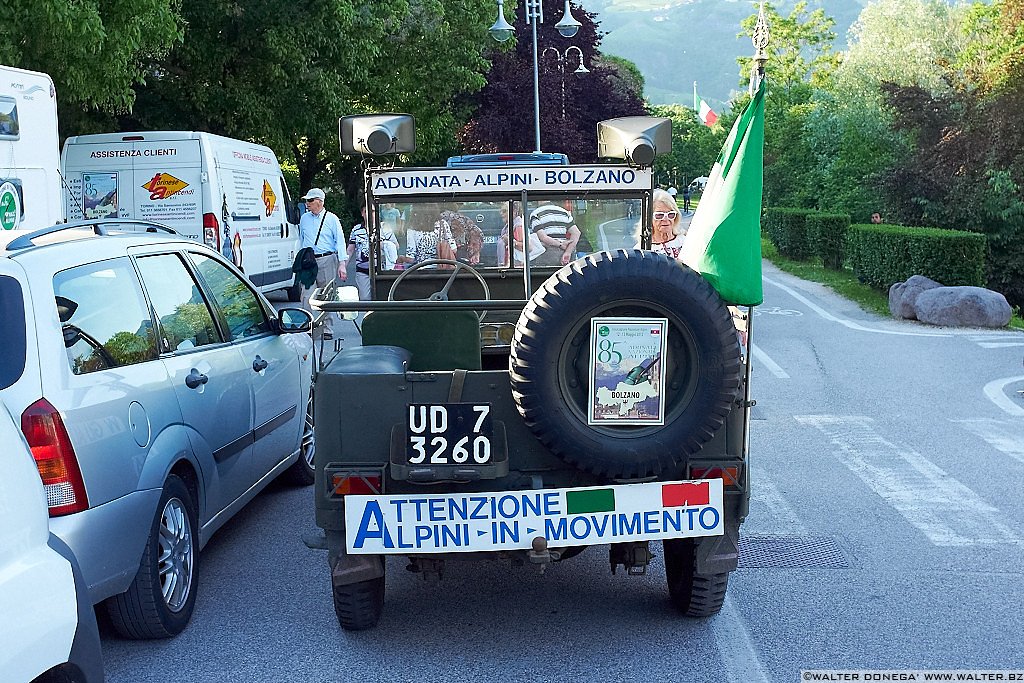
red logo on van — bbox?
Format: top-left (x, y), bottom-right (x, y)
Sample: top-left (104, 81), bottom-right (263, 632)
top-left (142, 173), bottom-right (189, 200)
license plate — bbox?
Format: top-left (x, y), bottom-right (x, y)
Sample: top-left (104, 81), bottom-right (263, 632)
top-left (406, 403), bottom-right (493, 465)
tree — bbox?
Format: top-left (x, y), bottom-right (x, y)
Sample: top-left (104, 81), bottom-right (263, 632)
top-left (737, 1), bottom-right (840, 98)
top-left (648, 104), bottom-right (722, 189)
top-left (0, 0), bottom-right (181, 132)
top-left (459, 0), bottom-right (646, 162)
top-left (122, 0), bottom-right (495, 217)
top-left (735, 2), bottom-right (840, 209)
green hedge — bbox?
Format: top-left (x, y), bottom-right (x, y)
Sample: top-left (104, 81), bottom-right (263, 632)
top-left (806, 212), bottom-right (850, 270)
top-left (848, 223), bottom-right (987, 289)
top-left (763, 208), bottom-right (815, 260)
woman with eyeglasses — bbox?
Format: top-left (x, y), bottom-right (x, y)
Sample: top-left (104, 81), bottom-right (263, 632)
top-left (650, 188), bottom-right (686, 259)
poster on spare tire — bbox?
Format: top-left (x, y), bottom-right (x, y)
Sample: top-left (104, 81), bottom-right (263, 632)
top-left (589, 318), bottom-right (668, 426)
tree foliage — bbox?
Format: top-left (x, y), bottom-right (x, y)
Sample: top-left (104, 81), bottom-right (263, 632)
top-left (0, 0), bottom-right (181, 129)
top-left (648, 104), bottom-right (722, 189)
top-left (459, 0), bottom-right (645, 162)
top-left (118, 0), bottom-right (494, 216)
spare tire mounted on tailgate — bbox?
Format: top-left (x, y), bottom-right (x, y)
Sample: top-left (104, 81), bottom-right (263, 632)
top-left (510, 249), bottom-right (742, 479)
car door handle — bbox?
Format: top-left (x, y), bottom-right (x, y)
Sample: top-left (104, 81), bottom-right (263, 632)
top-left (185, 369), bottom-right (209, 389)
top-left (252, 356), bottom-right (269, 372)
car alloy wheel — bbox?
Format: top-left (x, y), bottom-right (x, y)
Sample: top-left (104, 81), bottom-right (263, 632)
top-left (158, 496), bottom-right (194, 612)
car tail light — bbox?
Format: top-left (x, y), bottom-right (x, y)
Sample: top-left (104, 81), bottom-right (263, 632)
top-left (21, 399), bottom-right (89, 516)
top-left (203, 213), bottom-right (220, 251)
top-left (332, 474), bottom-right (382, 496)
top-left (689, 465), bottom-right (741, 489)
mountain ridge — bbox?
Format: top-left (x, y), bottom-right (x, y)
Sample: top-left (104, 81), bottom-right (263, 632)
top-left (587, 0), bottom-right (870, 109)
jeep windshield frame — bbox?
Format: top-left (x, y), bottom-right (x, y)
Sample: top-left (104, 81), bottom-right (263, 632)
top-left (351, 163), bottom-right (655, 308)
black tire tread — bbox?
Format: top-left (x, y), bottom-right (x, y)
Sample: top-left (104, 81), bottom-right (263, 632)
top-left (664, 538), bottom-right (729, 618)
top-left (105, 475), bottom-right (196, 639)
top-left (333, 576), bottom-right (385, 631)
top-left (510, 250), bottom-right (742, 478)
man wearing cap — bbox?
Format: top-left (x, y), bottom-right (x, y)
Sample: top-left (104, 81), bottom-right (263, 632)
top-left (299, 188), bottom-right (346, 339)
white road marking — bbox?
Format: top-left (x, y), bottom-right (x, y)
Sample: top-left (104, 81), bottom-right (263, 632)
top-left (751, 343), bottom-right (789, 379)
top-left (982, 375), bottom-right (1024, 416)
top-left (977, 342), bottom-right (1024, 348)
top-left (954, 418), bottom-right (1024, 465)
top-left (795, 415), bottom-right (1022, 546)
top-left (745, 479), bottom-right (807, 535)
top-left (762, 275), bottom-right (951, 338)
top-left (713, 597), bottom-right (772, 683)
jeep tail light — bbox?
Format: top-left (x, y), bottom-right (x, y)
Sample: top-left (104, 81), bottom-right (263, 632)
top-left (689, 466), bottom-right (740, 489)
top-left (203, 213), bottom-right (220, 251)
top-left (21, 399), bottom-right (89, 516)
top-left (332, 474), bottom-right (382, 496)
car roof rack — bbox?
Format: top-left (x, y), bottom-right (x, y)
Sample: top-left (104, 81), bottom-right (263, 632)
top-left (6, 219), bottom-right (178, 251)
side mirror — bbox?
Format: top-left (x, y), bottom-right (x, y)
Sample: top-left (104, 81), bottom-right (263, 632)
top-left (339, 114), bottom-right (416, 156)
top-left (285, 200), bottom-right (300, 226)
top-left (278, 307), bottom-right (313, 333)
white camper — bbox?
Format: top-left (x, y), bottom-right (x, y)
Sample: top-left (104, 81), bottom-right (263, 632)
top-left (0, 65), bottom-right (61, 230)
top-left (61, 131), bottom-right (303, 300)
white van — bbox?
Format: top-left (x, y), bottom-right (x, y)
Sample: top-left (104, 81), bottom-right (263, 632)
top-left (62, 131), bottom-right (303, 300)
top-left (0, 65), bottom-right (62, 230)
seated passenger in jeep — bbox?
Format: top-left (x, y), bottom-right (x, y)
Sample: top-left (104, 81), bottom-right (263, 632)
top-left (530, 200), bottom-right (582, 266)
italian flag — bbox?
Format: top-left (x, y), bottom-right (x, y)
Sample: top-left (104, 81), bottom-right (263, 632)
top-left (697, 96), bottom-right (718, 127)
top-left (694, 82), bottom-right (718, 127)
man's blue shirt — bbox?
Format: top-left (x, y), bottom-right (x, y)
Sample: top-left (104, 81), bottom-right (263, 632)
top-left (299, 209), bottom-right (344, 254)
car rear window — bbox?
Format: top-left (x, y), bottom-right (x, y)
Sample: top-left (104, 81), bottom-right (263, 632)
top-left (0, 275), bottom-right (26, 389)
top-left (53, 258), bottom-right (160, 374)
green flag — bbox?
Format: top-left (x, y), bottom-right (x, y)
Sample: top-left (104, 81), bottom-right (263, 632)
top-left (679, 80), bottom-right (765, 306)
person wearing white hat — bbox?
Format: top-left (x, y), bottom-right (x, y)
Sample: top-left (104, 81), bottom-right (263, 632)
top-left (299, 188), bottom-right (345, 339)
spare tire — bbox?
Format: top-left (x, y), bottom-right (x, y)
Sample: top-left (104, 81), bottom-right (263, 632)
top-left (510, 250), bottom-right (742, 479)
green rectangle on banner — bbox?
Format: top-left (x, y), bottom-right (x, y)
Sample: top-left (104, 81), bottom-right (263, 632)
top-left (565, 489), bottom-right (615, 515)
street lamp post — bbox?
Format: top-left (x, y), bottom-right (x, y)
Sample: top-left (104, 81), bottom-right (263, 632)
top-left (541, 45), bottom-right (588, 119)
top-left (490, 0), bottom-right (581, 152)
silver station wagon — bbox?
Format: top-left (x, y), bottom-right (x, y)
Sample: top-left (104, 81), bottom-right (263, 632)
top-left (0, 219), bottom-right (315, 639)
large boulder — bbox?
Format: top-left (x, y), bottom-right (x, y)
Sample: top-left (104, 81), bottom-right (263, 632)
top-left (914, 286), bottom-right (1012, 328)
top-left (889, 275), bottom-right (943, 320)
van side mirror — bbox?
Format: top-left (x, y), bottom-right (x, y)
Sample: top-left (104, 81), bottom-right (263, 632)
top-left (286, 201), bottom-right (300, 226)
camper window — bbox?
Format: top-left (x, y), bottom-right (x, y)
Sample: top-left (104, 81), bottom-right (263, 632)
top-left (0, 96), bottom-right (19, 139)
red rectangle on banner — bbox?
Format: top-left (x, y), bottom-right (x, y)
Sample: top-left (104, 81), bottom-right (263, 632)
top-left (662, 482), bottom-right (710, 507)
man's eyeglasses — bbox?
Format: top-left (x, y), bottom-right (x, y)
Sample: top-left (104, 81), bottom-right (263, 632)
top-left (304, 199), bottom-right (319, 204)
top-left (653, 211), bottom-right (678, 221)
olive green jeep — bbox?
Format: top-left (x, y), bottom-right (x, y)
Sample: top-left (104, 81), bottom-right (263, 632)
top-left (307, 115), bottom-right (752, 630)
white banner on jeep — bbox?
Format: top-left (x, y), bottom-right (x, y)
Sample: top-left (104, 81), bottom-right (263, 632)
top-left (344, 480), bottom-right (724, 554)
top-left (370, 166), bottom-right (653, 196)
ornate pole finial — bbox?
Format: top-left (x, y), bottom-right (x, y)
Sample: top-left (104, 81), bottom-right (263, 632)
top-left (749, 1), bottom-right (771, 95)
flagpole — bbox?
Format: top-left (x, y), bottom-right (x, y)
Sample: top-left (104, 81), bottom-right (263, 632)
top-left (749, 2), bottom-right (770, 96)
top-left (741, 2), bottom-right (769, 467)
top-left (693, 81), bottom-right (698, 112)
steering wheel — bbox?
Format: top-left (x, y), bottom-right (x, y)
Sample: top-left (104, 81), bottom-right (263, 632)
top-left (388, 259), bottom-right (492, 321)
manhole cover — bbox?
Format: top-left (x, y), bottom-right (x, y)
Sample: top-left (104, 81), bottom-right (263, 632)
top-left (738, 535), bottom-right (849, 569)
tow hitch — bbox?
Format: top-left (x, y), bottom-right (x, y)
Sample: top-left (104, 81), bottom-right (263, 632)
top-left (610, 541), bottom-right (652, 575)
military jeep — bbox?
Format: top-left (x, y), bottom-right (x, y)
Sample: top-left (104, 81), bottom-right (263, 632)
top-left (308, 115), bottom-right (752, 630)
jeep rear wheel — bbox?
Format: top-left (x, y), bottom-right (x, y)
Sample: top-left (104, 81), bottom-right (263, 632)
top-left (663, 537), bottom-right (729, 617)
top-left (510, 250), bottom-right (742, 479)
top-left (333, 574), bottom-right (385, 631)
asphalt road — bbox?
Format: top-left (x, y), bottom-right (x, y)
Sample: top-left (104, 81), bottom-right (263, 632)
top-left (98, 264), bottom-right (1024, 682)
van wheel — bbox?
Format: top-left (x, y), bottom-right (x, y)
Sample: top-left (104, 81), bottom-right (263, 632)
top-left (510, 250), bottom-right (742, 479)
top-left (664, 537), bottom-right (729, 617)
top-left (106, 475), bottom-right (197, 638)
top-left (333, 572), bottom-right (385, 631)
top-left (287, 282), bottom-right (303, 303)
